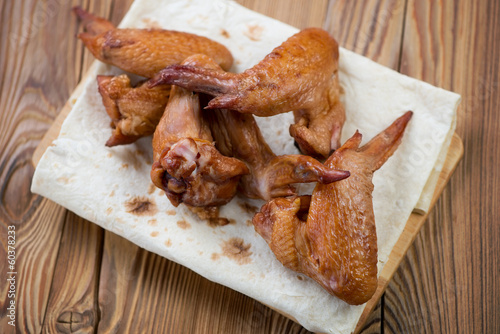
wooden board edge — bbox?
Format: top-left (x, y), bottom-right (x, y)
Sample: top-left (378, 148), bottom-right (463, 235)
top-left (354, 133), bottom-right (464, 333)
top-left (32, 62), bottom-right (98, 167)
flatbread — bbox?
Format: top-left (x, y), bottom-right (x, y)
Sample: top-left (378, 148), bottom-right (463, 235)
top-left (31, 0), bottom-right (460, 333)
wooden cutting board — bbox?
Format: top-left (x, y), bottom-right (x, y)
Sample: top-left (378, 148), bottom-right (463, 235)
top-left (32, 61), bottom-right (463, 333)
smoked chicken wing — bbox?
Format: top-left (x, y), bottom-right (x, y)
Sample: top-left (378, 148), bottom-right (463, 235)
top-left (149, 28), bottom-right (345, 158)
top-left (73, 6), bottom-right (234, 77)
top-left (208, 109), bottom-right (350, 200)
top-left (253, 111), bottom-right (413, 305)
top-left (151, 55), bottom-right (249, 208)
top-left (97, 74), bottom-right (170, 146)
top-left (184, 54), bottom-right (350, 199)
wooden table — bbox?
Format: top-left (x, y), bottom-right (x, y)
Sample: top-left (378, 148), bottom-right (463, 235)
top-left (1, 0), bottom-right (498, 333)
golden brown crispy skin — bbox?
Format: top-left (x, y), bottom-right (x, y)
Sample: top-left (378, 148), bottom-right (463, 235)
top-left (151, 55), bottom-right (248, 208)
top-left (208, 109), bottom-right (350, 200)
top-left (97, 75), bottom-right (170, 146)
top-left (150, 28), bottom-right (345, 158)
top-left (74, 7), bottom-right (234, 77)
top-left (253, 111), bottom-right (413, 305)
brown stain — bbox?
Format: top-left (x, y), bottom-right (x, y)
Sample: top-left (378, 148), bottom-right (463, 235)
top-left (221, 237), bottom-right (253, 265)
top-left (164, 239), bottom-right (172, 247)
top-left (147, 219), bottom-right (157, 226)
top-left (244, 24), bottom-right (264, 41)
top-left (177, 220), bottom-right (191, 230)
top-left (246, 219), bottom-right (253, 227)
top-left (106, 207), bottom-right (113, 216)
top-left (150, 231), bottom-right (159, 237)
top-left (207, 217), bottom-right (235, 228)
top-left (120, 163), bottom-right (129, 170)
top-left (125, 196), bottom-right (158, 216)
top-left (109, 190), bottom-right (115, 197)
top-left (220, 29), bottom-right (230, 38)
top-left (147, 183), bottom-right (157, 195)
top-left (238, 201), bottom-right (259, 215)
top-left (211, 253), bottom-right (220, 261)
top-left (166, 210), bottom-right (176, 216)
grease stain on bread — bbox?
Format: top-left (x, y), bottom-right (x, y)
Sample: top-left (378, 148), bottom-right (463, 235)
top-left (125, 196), bottom-right (158, 216)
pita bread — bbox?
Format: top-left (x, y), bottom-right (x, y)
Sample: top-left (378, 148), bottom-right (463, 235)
top-left (31, 0), bottom-right (460, 333)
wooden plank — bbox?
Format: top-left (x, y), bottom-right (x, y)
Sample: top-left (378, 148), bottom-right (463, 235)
top-left (324, 0), bottom-right (407, 69)
top-left (0, 0), bottom-right (99, 332)
top-left (0, 199), bottom-right (66, 333)
top-left (41, 212), bottom-right (104, 334)
top-left (237, 0), bottom-right (329, 29)
top-left (385, 0), bottom-right (500, 333)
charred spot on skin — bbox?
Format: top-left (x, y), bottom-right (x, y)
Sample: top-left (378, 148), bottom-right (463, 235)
top-left (147, 219), bottom-right (157, 226)
top-left (150, 231), bottom-right (159, 237)
top-left (125, 196), bottom-right (158, 216)
top-left (166, 209), bottom-right (176, 216)
top-left (164, 239), bottom-right (172, 247)
top-left (221, 237), bottom-right (253, 265)
top-left (104, 37), bottom-right (136, 49)
top-left (177, 220), bottom-right (191, 230)
top-left (211, 253), bottom-right (220, 261)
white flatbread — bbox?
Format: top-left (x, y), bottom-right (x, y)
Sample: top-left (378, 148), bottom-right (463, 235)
top-left (31, 0), bottom-right (460, 333)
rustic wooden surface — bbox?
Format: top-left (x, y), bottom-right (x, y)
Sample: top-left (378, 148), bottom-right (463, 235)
top-left (0, 1), bottom-right (498, 333)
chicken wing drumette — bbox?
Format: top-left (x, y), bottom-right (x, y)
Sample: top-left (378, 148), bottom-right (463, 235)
top-left (253, 111), bottom-right (413, 305)
top-left (97, 75), bottom-right (170, 146)
top-left (149, 28), bottom-right (345, 158)
top-left (73, 6), bottom-right (234, 77)
top-left (151, 55), bottom-right (249, 208)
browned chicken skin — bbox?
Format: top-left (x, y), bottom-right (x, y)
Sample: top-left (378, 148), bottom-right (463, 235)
top-left (73, 6), bottom-right (234, 77)
top-left (97, 75), bottom-right (170, 146)
top-left (253, 111), bottom-right (413, 305)
top-left (150, 28), bottom-right (345, 158)
top-left (208, 109), bottom-right (350, 200)
top-left (151, 55), bottom-right (249, 208)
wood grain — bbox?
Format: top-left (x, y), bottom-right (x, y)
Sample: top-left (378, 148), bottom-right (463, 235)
top-left (324, 0), bottom-right (407, 69)
top-left (0, 198), bottom-right (67, 333)
top-left (385, 0), bottom-right (500, 333)
top-left (0, 0), bottom-right (92, 332)
top-left (41, 212), bottom-right (103, 334)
